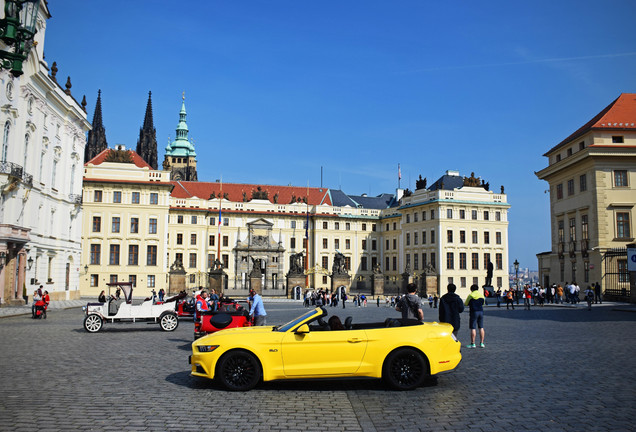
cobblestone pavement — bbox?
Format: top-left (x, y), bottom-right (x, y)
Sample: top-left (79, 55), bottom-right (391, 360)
top-left (0, 301), bottom-right (634, 431)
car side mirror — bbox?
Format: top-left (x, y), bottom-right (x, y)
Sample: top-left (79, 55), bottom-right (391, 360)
top-left (295, 324), bottom-right (310, 334)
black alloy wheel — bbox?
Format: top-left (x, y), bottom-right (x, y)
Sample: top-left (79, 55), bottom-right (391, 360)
top-left (216, 350), bottom-right (262, 391)
top-left (383, 348), bottom-right (429, 390)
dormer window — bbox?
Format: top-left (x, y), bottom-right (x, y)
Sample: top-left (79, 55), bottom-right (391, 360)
top-left (612, 136), bottom-right (624, 143)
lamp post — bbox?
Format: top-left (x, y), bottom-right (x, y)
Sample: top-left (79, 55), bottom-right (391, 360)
top-left (0, 0), bottom-right (41, 76)
top-left (513, 259), bottom-right (519, 301)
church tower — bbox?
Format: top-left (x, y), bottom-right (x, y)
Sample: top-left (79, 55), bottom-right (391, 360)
top-left (136, 91), bottom-right (158, 169)
top-left (162, 95), bottom-right (198, 181)
top-left (84, 90), bottom-right (108, 163)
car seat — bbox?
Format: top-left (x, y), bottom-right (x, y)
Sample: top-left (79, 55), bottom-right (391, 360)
top-left (344, 316), bottom-right (353, 330)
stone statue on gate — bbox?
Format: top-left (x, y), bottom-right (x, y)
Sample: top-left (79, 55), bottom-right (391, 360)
top-left (332, 251), bottom-right (348, 275)
top-left (250, 257), bottom-right (263, 277)
top-left (289, 252), bottom-right (304, 275)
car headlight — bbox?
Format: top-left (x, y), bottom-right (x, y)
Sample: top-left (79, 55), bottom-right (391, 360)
top-left (197, 345), bottom-right (219, 353)
top-left (82, 306), bottom-right (86, 312)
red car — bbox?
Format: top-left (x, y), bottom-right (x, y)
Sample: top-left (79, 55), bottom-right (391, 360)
top-left (194, 298), bottom-right (252, 339)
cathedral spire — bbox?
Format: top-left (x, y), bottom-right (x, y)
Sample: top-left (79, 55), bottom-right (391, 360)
top-left (136, 91), bottom-right (158, 169)
top-left (85, 90), bottom-right (108, 163)
top-left (162, 93), bottom-right (198, 181)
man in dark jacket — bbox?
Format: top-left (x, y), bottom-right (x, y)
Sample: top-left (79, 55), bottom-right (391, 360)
top-left (439, 284), bottom-right (464, 337)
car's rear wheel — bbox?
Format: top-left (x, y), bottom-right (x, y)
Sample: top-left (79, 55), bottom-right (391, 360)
top-left (382, 347), bottom-right (429, 390)
top-left (160, 313), bottom-right (179, 331)
top-left (216, 350), bottom-right (261, 391)
top-left (84, 314), bottom-right (103, 333)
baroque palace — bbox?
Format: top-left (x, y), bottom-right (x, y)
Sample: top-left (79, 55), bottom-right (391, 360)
top-left (81, 95), bottom-right (510, 300)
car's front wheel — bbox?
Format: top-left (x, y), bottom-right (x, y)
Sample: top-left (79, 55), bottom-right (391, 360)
top-left (382, 347), bottom-right (429, 390)
top-left (84, 314), bottom-right (103, 333)
top-left (160, 313), bottom-right (179, 331)
top-left (216, 350), bottom-right (261, 391)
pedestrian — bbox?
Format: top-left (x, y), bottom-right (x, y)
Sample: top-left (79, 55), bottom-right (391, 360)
top-left (505, 289), bottom-right (514, 310)
top-left (194, 290), bottom-right (209, 322)
top-left (377, 296), bottom-right (380, 307)
top-left (584, 286), bottom-right (594, 311)
top-left (523, 285), bottom-right (532, 310)
top-left (495, 288), bottom-right (501, 308)
top-left (98, 290), bottom-right (106, 303)
top-left (158, 288), bottom-right (165, 302)
top-left (465, 284), bottom-right (486, 348)
top-left (556, 284), bottom-right (564, 304)
top-left (115, 287), bottom-right (121, 300)
top-left (428, 295), bottom-right (433, 308)
top-left (247, 288), bottom-right (267, 326)
top-left (31, 290), bottom-right (42, 316)
top-left (594, 282), bottom-right (602, 304)
top-left (439, 283), bottom-right (464, 337)
top-left (395, 283), bottom-right (424, 322)
top-left (151, 289), bottom-right (157, 303)
top-left (209, 289), bottom-right (219, 311)
top-left (574, 282), bottom-right (580, 304)
top-left (342, 293), bottom-right (347, 308)
top-left (433, 295), bottom-right (438, 308)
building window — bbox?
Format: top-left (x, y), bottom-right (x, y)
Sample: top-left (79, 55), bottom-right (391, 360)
top-left (1, 121), bottom-right (9, 161)
top-left (372, 224), bottom-right (376, 231)
top-left (580, 174), bottom-right (587, 192)
top-left (346, 222), bottom-right (351, 230)
top-left (209, 217), bottom-right (216, 225)
top-left (447, 209), bottom-right (452, 219)
top-left (191, 215), bottom-right (197, 224)
top-left (209, 235), bottom-right (215, 246)
top-left (176, 233), bottom-right (183, 245)
top-left (335, 222), bottom-right (339, 230)
top-left (406, 233), bottom-right (410, 246)
top-left (208, 253), bottom-right (215, 268)
top-left (471, 210), bottom-right (477, 220)
top-left (413, 213), bottom-right (418, 222)
top-left (385, 239), bottom-right (389, 250)
top-left (558, 220), bottom-right (565, 243)
top-left (130, 218), bottom-right (139, 233)
top-left (495, 211), bottom-right (501, 221)
top-left (90, 244), bottom-right (101, 265)
top-left (459, 253), bottom-right (466, 270)
top-left (430, 210), bottom-right (435, 220)
top-left (430, 253), bottom-right (436, 270)
top-left (414, 232), bottom-right (418, 245)
top-left (128, 245), bottom-right (139, 265)
top-left (393, 238), bottom-right (397, 249)
top-left (94, 190), bottom-right (102, 202)
top-left (581, 215), bottom-right (588, 240)
top-left (567, 148), bottom-right (573, 157)
top-left (496, 232), bottom-right (502, 244)
top-left (177, 215), bottom-right (183, 224)
top-left (322, 238), bottom-right (328, 249)
top-left (413, 254), bottom-right (419, 270)
top-left (362, 223), bottom-right (367, 231)
top-left (321, 256), bottom-right (329, 269)
top-left (291, 237), bottom-right (296, 249)
top-left (614, 170), bottom-right (628, 187)
top-left (345, 239), bottom-right (351, 249)
top-left (472, 253), bottom-right (479, 270)
top-left (147, 275), bottom-right (155, 288)
top-left (616, 213), bottom-right (631, 239)
top-left (496, 253), bottom-right (503, 270)
top-left (483, 211), bottom-right (489, 221)
top-left (459, 209), bottom-right (465, 219)
top-left (150, 192), bottom-right (158, 205)
top-left (422, 253), bottom-right (427, 268)
top-left (567, 179), bottom-right (574, 196)
top-left (129, 275), bottom-right (137, 287)
top-left (422, 211), bottom-right (426, 221)
top-left (483, 253), bottom-right (491, 271)
top-left (362, 239), bottom-right (367, 250)
top-left (132, 192), bottom-right (140, 204)
top-left (223, 218), bottom-right (229, 226)
top-left (472, 231), bottom-right (478, 244)
top-left (149, 218), bottom-right (157, 234)
top-left (109, 245), bottom-right (120, 265)
top-left (113, 191), bottom-right (121, 203)
top-left (334, 239), bottom-right (340, 249)
top-left (431, 230), bottom-right (435, 244)
top-left (392, 256), bottom-right (397, 271)
top-left (111, 217), bottom-right (120, 233)
top-left (190, 233), bottom-right (197, 245)
top-left (92, 216), bottom-right (101, 232)
top-left (90, 275), bottom-right (98, 287)
top-left (406, 214), bottom-right (410, 223)
top-left (223, 236), bottom-right (229, 247)
top-left (569, 218), bottom-right (576, 242)
top-left (612, 135), bottom-right (624, 143)
top-left (556, 184), bottom-right (563, 199)
top-left (484, 231), bottom-right (490, 244)
top-left (189, 253), bottom-right (197, 268)
top-left (618, 260), bottom-right (628, 282)
top-left (422, 231), bottom-right (426, 244)
top-left (393, 222), bottom-right (397, 230)
top-left (147, 245), bottom-right (157, 266)
top-left (323, 221), bottom-right (328, 229)
top-left (361, 256), bottom-right (368, 271)
top-left (460, 230), bottom-right (466, 243)
top-left (447, 230), bottom-right (453, 243)
top-left (291, 221), bottom-right (296, 229)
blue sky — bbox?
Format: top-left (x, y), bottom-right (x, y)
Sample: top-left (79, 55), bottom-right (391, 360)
top-left (43, 0), bottom-right (636, 270)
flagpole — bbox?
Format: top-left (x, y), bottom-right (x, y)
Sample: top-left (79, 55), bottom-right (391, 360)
top-left (305, 182), bottom-right (309, 289)
top-left (217, 177), bottom-right (222, 266)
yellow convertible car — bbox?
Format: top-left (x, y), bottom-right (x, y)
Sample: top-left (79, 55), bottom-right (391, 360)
top-left (189, 307), bottom-right (461, 391)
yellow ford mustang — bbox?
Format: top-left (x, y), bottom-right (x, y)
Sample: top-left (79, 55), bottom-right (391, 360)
top-left (189, 307), bottom-right (461, 391)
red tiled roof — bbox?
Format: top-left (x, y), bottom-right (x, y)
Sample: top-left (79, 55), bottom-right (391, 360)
top-left (171, 181), bottom-right (332, 206)
top-left (85, 148), bottom-right (153, 169)
top-left (545, 93), bottom-right (636, 156)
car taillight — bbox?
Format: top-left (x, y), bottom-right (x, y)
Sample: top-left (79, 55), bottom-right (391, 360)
top-left (197, 345), bottom-right (219, 353)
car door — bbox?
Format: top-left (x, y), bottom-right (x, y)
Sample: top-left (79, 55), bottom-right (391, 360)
top-left (281, 328), bottom-right (368, 376)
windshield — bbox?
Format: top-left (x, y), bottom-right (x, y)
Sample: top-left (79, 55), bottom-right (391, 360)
top-left (276, 309), bottom-right (324, 332)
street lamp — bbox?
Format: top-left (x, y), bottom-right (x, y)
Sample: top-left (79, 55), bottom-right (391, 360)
top-left (83, 264), bottom-right (89, 275)
top-left (0, 0), bottom-right (41, 76)
top-left (513, 259), bottom-right (519, 289)
top-left (27, 256), bottom-right (33, 270)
